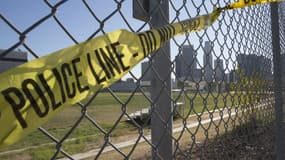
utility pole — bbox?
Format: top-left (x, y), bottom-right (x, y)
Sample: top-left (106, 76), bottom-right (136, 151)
top-left (271, 2), bottom-right (285, 160)
top-left (149, 0), bottom-right (173, 159)
top-left (133, 0), bottom-right (172, 159)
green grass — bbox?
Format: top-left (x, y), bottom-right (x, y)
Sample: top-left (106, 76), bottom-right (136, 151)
top-left (0, 91), bottom-right (269, 159)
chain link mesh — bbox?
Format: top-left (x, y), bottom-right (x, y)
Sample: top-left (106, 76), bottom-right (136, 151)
top-left (0, 0), bottom-right (283, 159)
top-left (280, 3), bottom-right (285, 84)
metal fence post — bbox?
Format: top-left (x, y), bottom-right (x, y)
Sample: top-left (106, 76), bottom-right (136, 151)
top-left (149, 0), bottom-right (173, 159)
top-left (271, 2), bottom-right (285, 160)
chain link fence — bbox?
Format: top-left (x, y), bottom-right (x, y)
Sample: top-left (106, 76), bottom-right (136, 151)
top-left (280, 3), bottom-right (285, 84)
top-left (0, 0), bottom-right (284, 159)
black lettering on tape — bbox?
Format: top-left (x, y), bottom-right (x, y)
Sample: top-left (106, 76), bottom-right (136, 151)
top-left (38, 73), bottom-right (61, 111)
top-left (181, 20), bottom-right (191, 33)
top-left (72, 58), bottom-right (90, 93)
top-left (157, 28), bottom-right (166, 46)
top-left (157, 25), bottom-right (175, 47)
top-left (165, 27), bottom-right (169, 40)
top-left (181, 17), bottom-right (201, 32)
top-left (169, 25), bottom-right (176, 37)
top-left (138, 32), bottom-right (156, 58)
top-left (22, 79), bottom-right (49, 118)
top-left (145, 33), bottom-right (152, 53)
top-left (61, 63), bottom-right (76, 98)
top-left (101, 45), bottom-right (122, 77)
top-left (52, 68), bottom-right (66, 103)
top-left (111, 42), bottom-right (130, 72)
top-left (225, 5), bottom-right (234, 9)
top-left (87, 52), bottom-right (107, 84)
top-left (138, 33), bottom-right (148, 58)
top-left (95, 49), bottom-right (111, 79)
top-left (166, 26), bottom-right (172, 41)
top-left (1, 87), bottom-right (27, 128)
top-left (145, 31), bottom-right (156, 53)
top-left (191, 18), bottom-right (199, 31)
top-left (87, 42), bottom-right (130, 85)
top-left (133, 52), bottom-right (138, 58)
top-left (244, 0), bottom-right (257, 4)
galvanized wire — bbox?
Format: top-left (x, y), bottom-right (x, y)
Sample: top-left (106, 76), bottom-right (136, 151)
top-left (0, 0), bottom-right (281, 159)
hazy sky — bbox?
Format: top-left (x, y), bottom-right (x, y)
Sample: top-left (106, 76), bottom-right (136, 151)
top-left (0, 0), bottom-right (265, 79)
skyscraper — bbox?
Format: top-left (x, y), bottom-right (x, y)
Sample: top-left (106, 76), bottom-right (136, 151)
top-left (175, 45), bottom-right (196, 79)
top-left (182, 45), bottom-right (197, 70)
top-left (237, 54), bottom-right (272, 80)
top-left (175, 54), bottom-right (183, 78)
top-left (214, 58), bottom-right (224, 82)
top-left (203, 41), bottom-right (213, 82)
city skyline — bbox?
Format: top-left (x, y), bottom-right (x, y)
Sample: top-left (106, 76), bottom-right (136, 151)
top-left (237, 54), bottom-right (272, 80)
top-left (172, 42), bottom-right (273, 84)
top-left (175, 41), bottom-right (226, 83)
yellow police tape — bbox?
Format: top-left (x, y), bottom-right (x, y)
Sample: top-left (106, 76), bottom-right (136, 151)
top-left (0, 0), bottom-right (281, 147)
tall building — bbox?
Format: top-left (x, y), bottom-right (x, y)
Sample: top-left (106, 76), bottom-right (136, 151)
top-left (0, 49), bottom-right (28, 73)
top-left (191, 68), bottom-right (202, 82)
top-left (237, 54), bottom-right (272, 80)
top-left (175, 55), bottom-right (183, 78)
top-left (182, 45), bottom-right (197, 70)
top-left (175, 45), bottom-right (197, 80)
top-left (203, 41), bottom-right (213, 82)
top-left (214, 58), bottom-right (224, 82)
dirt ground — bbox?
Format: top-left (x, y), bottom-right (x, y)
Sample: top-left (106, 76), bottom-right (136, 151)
top-left (176, 123), bottom-right (275, 160)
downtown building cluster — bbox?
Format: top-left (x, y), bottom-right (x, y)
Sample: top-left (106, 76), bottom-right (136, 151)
top-left (141, 41), bottom-right (277, 91)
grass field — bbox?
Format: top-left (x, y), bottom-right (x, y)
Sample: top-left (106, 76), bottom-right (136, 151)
top-left (0, 91), bottom-right (262, 160)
